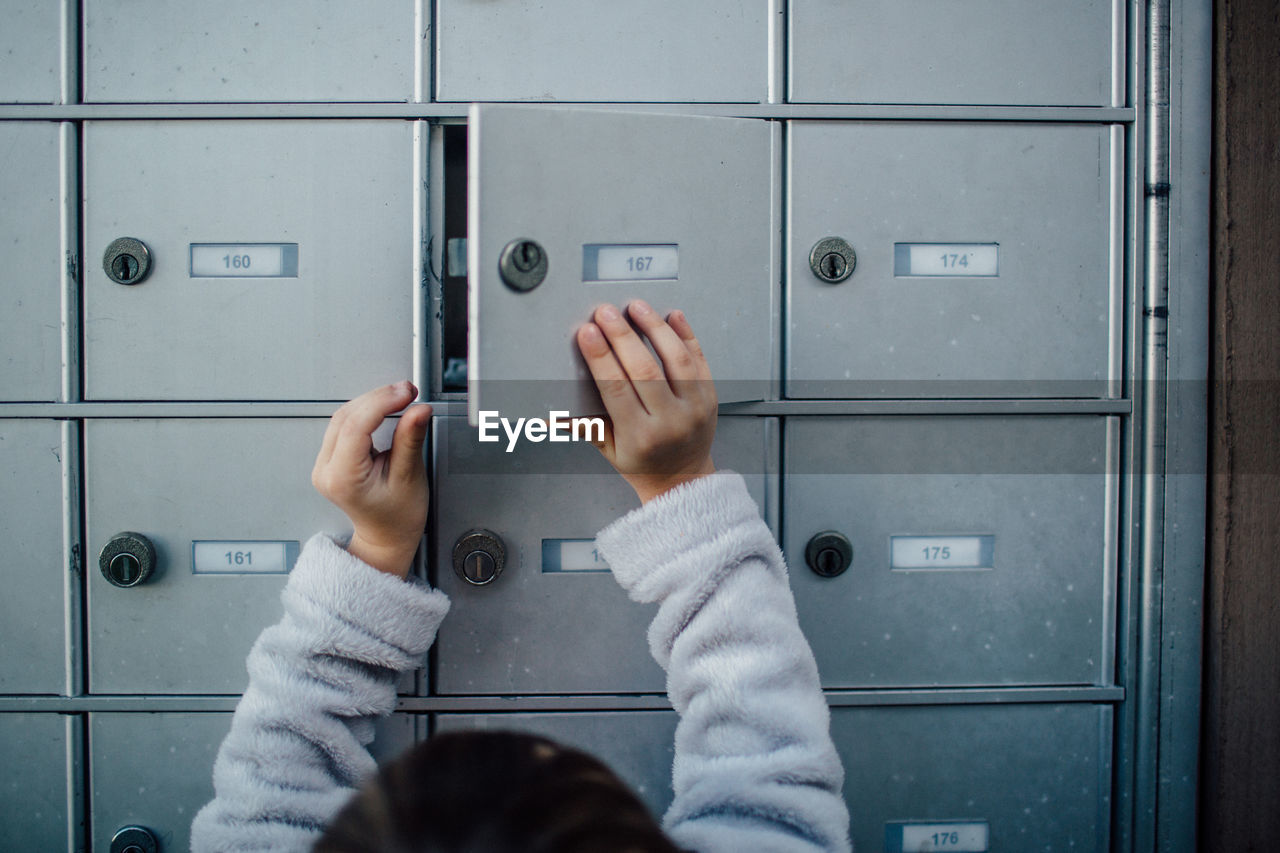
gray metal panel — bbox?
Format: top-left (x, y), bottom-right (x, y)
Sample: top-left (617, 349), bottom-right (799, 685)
top-left (435, 711), bottom-right (678, 819)
top-left (0, 1), bottom-right (64, 103)
top-left (789, 0), bottom-right (1119, 106)
top-left (1154, 0), bottom-right (1212, 847)
top-left (436, 1), bottom-right (766, 103)
top-left (0, 714), bottom-right (76, 851)
top-left (786, 122), bottom-right (1117, 399)
top-left (82, 121), bottom-right (418, 401)
top-left (433, 415), bottom-right (773, 694)
top-left (0, 421), bottom-right (70, 693)
top-left (467, 105), bottom-right (774, 424)
top-left (83, 0), bottom-right (421, 102)
top-left (84, 418), bottom-right (412, 694)
top-left (88, 712), bottom-right (418, 851)
top-left (785, 416), bottom-right (1116, 688)
top-left (833, 704), bottom-right (1112, 851)
top-left (0, 123), bottom-right (68, 401)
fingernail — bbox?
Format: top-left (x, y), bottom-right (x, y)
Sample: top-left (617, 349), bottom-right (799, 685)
top-left (580, 323), bottom-right (603, 343)
top-left (629, 299), bottom-right (651, 316)
top-left (598, 304), bottom-right (620, 322)
top-left (397, 380), bottom-right (414, 394)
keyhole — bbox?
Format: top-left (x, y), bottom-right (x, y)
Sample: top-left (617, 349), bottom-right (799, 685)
top-left (816, 548), bottom-right (843, 576)
top-left (110, 552), bottom-right (140, 585)
top-left (514, 241), bottom-right (540, 272)
top-left (464, 550), bottom-right (496, 584)
top-left (112, 253), bottom-right (139, 282)
top-left (821, 252), bottom-right (846, 281)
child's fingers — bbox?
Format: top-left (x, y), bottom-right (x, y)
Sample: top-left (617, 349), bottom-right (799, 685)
top-left (666, 310), bottom-right (714, 383)
top-left (574, 416), bottom-right (614, 455)
top-left (591, 304), bottom-right (672, 413)
top-left (315, 402), bottom-right (350, 470)
top-left (331, 382), bottom-right (417, 473)
top-left (577, 322), bottom-right (647, 422)
top-left (625, 300), bottom-right (699, 384)
top-left (388, 403), bottom-right (432, 484)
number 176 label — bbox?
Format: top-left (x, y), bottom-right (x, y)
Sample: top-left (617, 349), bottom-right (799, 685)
top-left (886, 821), bottom-right (989, 852)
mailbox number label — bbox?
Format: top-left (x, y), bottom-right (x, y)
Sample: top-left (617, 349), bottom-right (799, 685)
top-left (887, 821), bottom-right (989, 852)
top-left (890, 535), bottom-right (995, 571)
top-left (190, 243), bottom-right (299, 278)
top-left (192, 540), bottom-right (298, 574)
top-left (583, 244), bottom-right (679, 282)
top-left (894, 243), bottom-right (998, 277)
top-left (541, 539), bottom-right (612, 573)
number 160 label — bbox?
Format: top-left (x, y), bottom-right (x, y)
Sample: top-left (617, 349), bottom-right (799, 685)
top-left (190, 243), bottom-right (299, 278)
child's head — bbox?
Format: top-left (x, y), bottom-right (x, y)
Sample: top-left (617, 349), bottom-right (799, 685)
top-left (315, 730), bottom-right (682, 853)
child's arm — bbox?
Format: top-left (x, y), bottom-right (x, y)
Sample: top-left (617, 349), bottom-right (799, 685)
top-left (578, 302), bottom-right (852, 853)
top-left (191, 382), bottom-right (449, 853)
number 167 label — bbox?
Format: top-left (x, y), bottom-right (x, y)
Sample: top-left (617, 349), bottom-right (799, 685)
top-left (886, 821), bottom-right (989, 852)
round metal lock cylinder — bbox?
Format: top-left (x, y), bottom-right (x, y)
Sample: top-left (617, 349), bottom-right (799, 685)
top-left (99, 532), bottom-right (157, 588)
top-left (452, 529), bottom-right (507, 586)
top-left (103, 237), bottom-right (153, 285)
top-left (808, 237), bottom-right (857, 284)
top-left (805, 531), bottom-right (853, 578)
top-left (498, 238), bottom-right (548, 292)
top-left (110, 825), bottom-right (159, 853)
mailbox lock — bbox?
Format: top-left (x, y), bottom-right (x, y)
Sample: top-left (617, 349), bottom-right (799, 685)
top-left (808, 237), bottom-right (856, 284)
top-left (805, 531), bottom-right (853, 578)
top-left (103, 237), bottom-right (153, 286)
top-left (110, 825), bottom-right (159, 853)
top-left (452, 529), bottom-right (506, 586)
top-left (99, 532), bottom-right (157, 588)
top-left (498, 238), bottom-right (548, 292)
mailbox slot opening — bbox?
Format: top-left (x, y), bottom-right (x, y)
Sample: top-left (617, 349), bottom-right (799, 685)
top-left (443, 124), bottom-right (469, 391)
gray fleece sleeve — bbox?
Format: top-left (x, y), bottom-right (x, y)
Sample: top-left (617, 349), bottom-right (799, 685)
top-left (595, 471), bottom-right (852, 853)
top-left (190, 533), bottom-right (450, 853)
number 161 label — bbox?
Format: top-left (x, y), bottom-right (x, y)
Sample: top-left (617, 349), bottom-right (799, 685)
top-left (192, 540), bottom-right (299, 574)
top-left (886, 821), bottom-right (989, 852)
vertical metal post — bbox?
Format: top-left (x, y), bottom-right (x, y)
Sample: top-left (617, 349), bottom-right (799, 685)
top-left (1134, 0), bottom-right (1171, 848)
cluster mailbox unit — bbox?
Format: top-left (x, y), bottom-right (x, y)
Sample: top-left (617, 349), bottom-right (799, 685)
top-left (0, 2), bottom-right (1208, 852)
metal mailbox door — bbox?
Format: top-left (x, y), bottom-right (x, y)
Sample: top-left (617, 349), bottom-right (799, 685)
top-left (833, 704), bottom-right (1112, 851)
top-left (0, 122), bottom-right (72, 402)
top-left (0, 714), bottom-right (76, 851)
top-left (785, 416), bottom-right (1117, 688)
top-left (467, 105), bottom-right (775, 425)
top-left (84, 418), bottom-right (419, 694)
top-left (790, 0), bottom-right (1120, 106)
top-left (435, 711), bottom-right (678, 819)
top-left (436, 1), bottom-right (766, 103)
top-left (83, 120), bottom-right (419, 401)
top-left (0, 420), bottom-right (73, 694)
top-left (787, 122), bottom-right (1120, 399)
top-left (90, 712), bottom-right (419, 851)
top-left (83, 0), bottom-right (420, 102)
top-left (0, 1), bottom-right (64, 102)
top-left (433, 415), bottom-right (775, 694)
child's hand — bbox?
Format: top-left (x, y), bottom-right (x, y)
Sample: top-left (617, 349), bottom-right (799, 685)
top-left (576, 301), bottom-right (717, 504)
top-left (311, 381), bottom-right (432, 579)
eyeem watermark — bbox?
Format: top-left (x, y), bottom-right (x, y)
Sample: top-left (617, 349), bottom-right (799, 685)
top-left (477, 410), bottom-right (605, 453)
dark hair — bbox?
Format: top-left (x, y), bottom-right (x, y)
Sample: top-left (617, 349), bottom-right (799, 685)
top-left (315, 730), bottom-right (683, 853)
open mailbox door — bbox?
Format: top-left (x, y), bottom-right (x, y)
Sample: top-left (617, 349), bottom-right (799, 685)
top-left (467, 105), bottom-right (775, 426)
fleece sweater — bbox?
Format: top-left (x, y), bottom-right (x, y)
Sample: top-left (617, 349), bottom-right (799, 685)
top-left (191, 470), bottom-right (851, 852)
